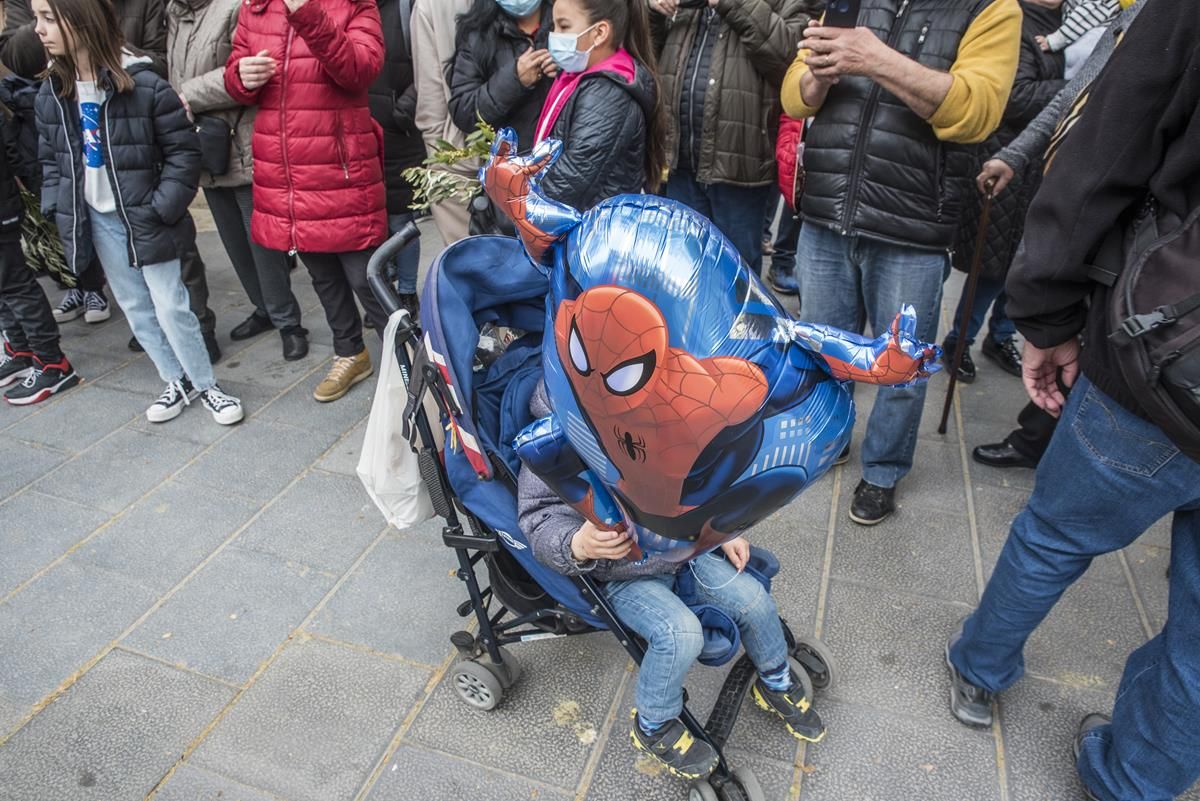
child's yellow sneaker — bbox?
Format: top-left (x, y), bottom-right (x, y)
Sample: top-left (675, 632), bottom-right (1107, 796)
top-left (751, 677), bottom-right (826, 743)
top-left (629, 710), bottom-right (719, 780)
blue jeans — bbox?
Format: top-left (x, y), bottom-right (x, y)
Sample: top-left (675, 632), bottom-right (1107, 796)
top-left (605, 553), bottom-right (789, 724)
top-left (945, 274), bottom-right (1015, 347)
top-left (388, 213), bottom-right (421, 295)
top-left (90, 209), bottom-right (215, 390)
top-left (664, 170), bottom-right (773, 276)
top-left (950, 377), bottom-right (1200, 801)
top-left (797, 223), bottom-right (947, 488)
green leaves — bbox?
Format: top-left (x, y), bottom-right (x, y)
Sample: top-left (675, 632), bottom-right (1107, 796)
top-left (404, 118), bottom-right (497, 210)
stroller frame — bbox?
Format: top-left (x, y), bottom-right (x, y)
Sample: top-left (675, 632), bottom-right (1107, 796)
top-left (368, 228), bottom-right (834, 801)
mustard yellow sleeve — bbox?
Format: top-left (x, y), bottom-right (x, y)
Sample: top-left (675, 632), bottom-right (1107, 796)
top-left (929, 0), bottom-right (1022, 143)
top-left (781, 14), bottom-right (822, 118)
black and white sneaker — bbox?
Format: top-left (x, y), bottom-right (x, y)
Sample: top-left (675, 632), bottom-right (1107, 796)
top-left (146, 377), bottom-right (198, 422)
top-left (0, 343), bottom-right (34, 388)
top-left (83, 290), bottom-right (111, 323)
top-left (200, 384), bottom-right (243, 425)
top-left (4, 356), bottom-right (80, 405)
top-left (53, 289), bottom-right (85, 323)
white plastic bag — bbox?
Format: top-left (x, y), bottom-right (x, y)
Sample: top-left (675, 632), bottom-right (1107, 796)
top-left (357, 310), bottom-right (434, 529)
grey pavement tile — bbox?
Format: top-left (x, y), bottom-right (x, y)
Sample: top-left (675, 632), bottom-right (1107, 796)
top-left (33, 428), bottom-right (205, 514)
top-left (366, 745), bottom-right (572, 801)
top-left (1139, 513), bottom-right (1173, 549)
top-left (315, 419), bottom-right (367, 477)
top-left (306, 528), bottom-right (462, 666)
top-left (797, 697), bottom-right (1000, 801)
top-left (152, 762), bottom-right (288, 801)
top-left (94, 353), bottom-right (172, 397)
top-left (956, 376), bottom-right (1032, 428)
top-left (0, 559), bottom-right (159, 707)
top-left (176, 418), bottom-right (340, 503)
top-left (0, 436), bottom-right (69, 500)
top-left (13, 384), bottom-right (140, 452)
top-left (997, 677), bottom-right (1114, 801)
top-left (217, 334), bottom-right (334, 389)
top-left (126, 379), bottom-right (281, 445)
top-left (831, 506), bottom-right (977, 605)
top-left (820, 579), bottom-right (971, 724)
top-left (0, 491), bottom-right (110, 596)
top-left (192, 637), bottom-right (429, 801)
top-left (890, 439), bottom-right (969, 518)
top-left (408, 633), bottom-right (627, 789)
top-left (1125, 540), bottom-right (1170, 632)
top-left (237, 471), bottom-right (384, 574)
top-left (1023, 577), bottom-right (1148, 693)
top-left (124, 546), bottom-right (338, 685)
top-left (0, 694), bottom-right (24, 736)
top-left (744, 512), bottom-right (826, 640)
top-left (0, 649), bottom-right (233, 801)
top-left (256, 375), bottom-right (372, 435)
top-left (73, 479), bottom-right (259, 593)
top-left (969, 456), bottom-right (1037, 493)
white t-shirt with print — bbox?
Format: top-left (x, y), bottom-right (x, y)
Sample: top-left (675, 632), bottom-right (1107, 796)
top-left (76, 80), bottom-right (116, 213)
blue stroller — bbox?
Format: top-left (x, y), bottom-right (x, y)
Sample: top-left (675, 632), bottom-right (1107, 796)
top-left (367, 226), bottom-right (836, 801)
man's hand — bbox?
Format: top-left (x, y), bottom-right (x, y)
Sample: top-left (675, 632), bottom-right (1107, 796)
top-left (648, 0), bottom-right (679, 15)
top-left (1022, 339), bottom-right (1080, 417)
top-left (517, 47), bottom-right (554, 88)
top-left (178, 92), bottom-right (193, 122)
top-left (720, 536), bottom-right (750, 572)
top-left (238, 50), bottom-right (276, 91)
top-left (1035, 34), bottom-right (1051, 52)
top-left (977, 159), bottom-right (1015, 196)
top-left (571, 521), bottom-right (634, 562)
top-left (802, 23), bottom-right (888, 80)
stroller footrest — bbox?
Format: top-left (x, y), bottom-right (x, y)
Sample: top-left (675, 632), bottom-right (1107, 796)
top-left (704, 653), bottom-right (757, 749)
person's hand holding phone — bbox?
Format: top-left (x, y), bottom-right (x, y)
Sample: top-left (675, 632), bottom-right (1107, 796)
top-left (571, 521), bottom-right (634, 562)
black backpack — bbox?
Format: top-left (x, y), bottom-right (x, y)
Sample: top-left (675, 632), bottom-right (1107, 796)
top-left (1096, 200), bottom-right (1200, 461)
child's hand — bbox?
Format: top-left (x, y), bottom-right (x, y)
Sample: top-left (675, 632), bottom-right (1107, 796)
top-left (239, 50), bottom-right (276, 91)
top-left (720, 537), bottom-right (750, 572)
top-left (571, 521), bottom-right (633, 562)
top-left (1035, 34), bottom-right (1050, 52)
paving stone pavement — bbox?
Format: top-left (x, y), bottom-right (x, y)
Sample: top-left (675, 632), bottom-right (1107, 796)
top-left (0, 216), bottom-right (1196, 801)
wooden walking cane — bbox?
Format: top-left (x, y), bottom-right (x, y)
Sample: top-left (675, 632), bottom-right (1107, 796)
top-left (937, 180), bottom-right (996, 435)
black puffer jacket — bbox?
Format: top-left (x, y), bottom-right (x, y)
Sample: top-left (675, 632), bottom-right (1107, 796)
top-left (540, 62), bottom-right (657, 211)
top-left (448, 4), bottom-right (553, 146)
top-left (952, 2), bottom-right (1064, 280)
top-left (0, 74), bottom-right (41, 190)
top-left (36, 63), bottom-right (201, 273)
top-left (0, 109), bottom-right (25, 245)
top-left (368, 0), bottom-right (427, 214)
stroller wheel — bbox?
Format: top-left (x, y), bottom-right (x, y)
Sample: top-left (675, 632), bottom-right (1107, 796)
top-left (791, 635), bottom-right (837, 691)
top-left (451, 660), bottom-right (504, 711)
top-left (731, 767), bottom-right (766, 801)
top-left (788, 657), bottom-right (816, 704)
top-left (687, 781), bottom-right (720, 801)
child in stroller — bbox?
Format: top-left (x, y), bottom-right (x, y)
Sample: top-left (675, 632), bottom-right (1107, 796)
top-left (519, 379), bottom-right (825, 780)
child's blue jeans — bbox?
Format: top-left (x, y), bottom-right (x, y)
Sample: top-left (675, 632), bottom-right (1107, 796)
top-left (604, 552), bottom-right (790, 725)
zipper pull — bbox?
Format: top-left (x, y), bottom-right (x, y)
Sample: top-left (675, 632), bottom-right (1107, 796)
top-left (288, 247), bottom-right (298, 257)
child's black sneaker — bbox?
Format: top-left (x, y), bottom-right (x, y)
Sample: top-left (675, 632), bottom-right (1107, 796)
top-left (5, 356), bottom-right (79, 405)
top-left (53, 288), bottom-right (85, 322)
top-left (146, 377), bottom-right (198, 422)
top-left (0, 343), bottom-right (34, 388)
top-left (629, 712), bottom-right (719, 780)
top-left (752, 675), bottom-right (826, 743)
top-left (199, 384), bottom-right (244, 425)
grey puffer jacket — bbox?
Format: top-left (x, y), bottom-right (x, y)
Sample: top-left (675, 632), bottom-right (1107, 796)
top-left (518, 383), bottom-right (679, 583)
top-left (167, 0), bottom-right (255, 189)
top-left (36, 63), bottom-right (202, 272)
top-left (654, 0), bottom-right (817, 187)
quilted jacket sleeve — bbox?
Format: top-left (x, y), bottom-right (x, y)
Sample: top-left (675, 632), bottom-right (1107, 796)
top-left (539, 81), bottom-right (646, 210)
top-left (717, 0), bottom-right (816, 86)
top-left (448, 37), bottom-right (532, 134)
top-left (149, 79), bottom-right (202, 224)
top-left (288, 0), bottom-right (384, 94)
top-left (183, 4), bottom-right (240, 114)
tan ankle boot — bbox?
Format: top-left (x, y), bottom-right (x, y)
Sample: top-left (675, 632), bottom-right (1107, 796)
top-left (313, 350), bottom-right (373, 402)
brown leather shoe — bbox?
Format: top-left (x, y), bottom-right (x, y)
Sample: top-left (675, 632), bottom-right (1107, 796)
top-left (313, 350), bottom-right (373, 402)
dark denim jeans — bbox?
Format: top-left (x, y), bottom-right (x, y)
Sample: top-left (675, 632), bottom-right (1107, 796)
top-left (950, 377), bottom-right (1200, 801)
top-left (664, 170), bottom-right (773, 276)
top-left (944, 274), bottom-right (1016, 347)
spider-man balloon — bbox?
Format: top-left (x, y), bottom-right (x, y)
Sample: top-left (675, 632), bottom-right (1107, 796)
top-left (487, 130), bottom-right (942, 563)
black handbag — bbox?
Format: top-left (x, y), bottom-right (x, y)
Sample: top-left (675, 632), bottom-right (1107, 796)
top-left (194, 108), bottom-right (245, 176)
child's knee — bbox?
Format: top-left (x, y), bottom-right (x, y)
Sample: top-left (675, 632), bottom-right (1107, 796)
top-left (651, 613), bottom-right (704, 662)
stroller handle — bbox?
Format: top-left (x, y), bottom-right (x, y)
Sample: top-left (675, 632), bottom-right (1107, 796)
top-left (366, 221), bottom-right (422, 317)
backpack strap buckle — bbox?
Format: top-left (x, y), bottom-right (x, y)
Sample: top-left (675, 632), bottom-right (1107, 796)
top-left (1111, 307), bottom-right (1175, 346)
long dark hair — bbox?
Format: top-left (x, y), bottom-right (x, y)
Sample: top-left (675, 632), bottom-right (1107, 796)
top-left (43, 0), bottom-right (134, 99)
top-left (577, 0), bottom-right (667, 192)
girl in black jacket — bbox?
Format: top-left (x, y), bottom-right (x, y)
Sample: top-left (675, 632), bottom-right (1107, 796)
top-left (532, 0), bottom-right (665, 210)
top-left (33, 0), bottom-right (243, 424)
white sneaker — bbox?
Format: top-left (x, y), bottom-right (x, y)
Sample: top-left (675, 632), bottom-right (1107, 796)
top-left (146, 378), bottom-right (197, 423)
top-left (53, 289), bottom-right (85, 323)
top-left (83, 291), bottom-right (111, 323)
top-left (199, 384), bottom-right (244, 425)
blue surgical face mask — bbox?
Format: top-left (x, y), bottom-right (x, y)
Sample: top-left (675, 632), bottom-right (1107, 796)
top-left (548, 23), bottom-right (599, 74)
top-left (495, 0), bottom-right (541, 18)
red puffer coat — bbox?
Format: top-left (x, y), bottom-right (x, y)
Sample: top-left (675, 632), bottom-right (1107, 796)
top-left (223, 0), bottom-right (387, 254)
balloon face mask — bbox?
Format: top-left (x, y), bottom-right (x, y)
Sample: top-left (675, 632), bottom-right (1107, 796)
top-left (483, 129), bottom-right (943, 563)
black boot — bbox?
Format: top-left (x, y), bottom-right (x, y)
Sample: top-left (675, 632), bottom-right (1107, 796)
top-left (230, 312), bottom-right (273, 341)
top-left (281, 327), bottom-right (309, 362)
top-left (204, 331), bottom-right (222, 365)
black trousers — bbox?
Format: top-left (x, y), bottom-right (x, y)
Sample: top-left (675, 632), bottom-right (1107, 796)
top-left (0, 239), bottom-right (62, 361)
top-left (1008, 398), bottom-right (1061, 463)
top-left (300, 249), bottom-right (387, 357)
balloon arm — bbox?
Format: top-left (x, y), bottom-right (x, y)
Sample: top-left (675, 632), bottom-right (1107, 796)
top-left (788, 305), bottom-right (944, 387)
top-left (479, 128), bottom-right (582, 263)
